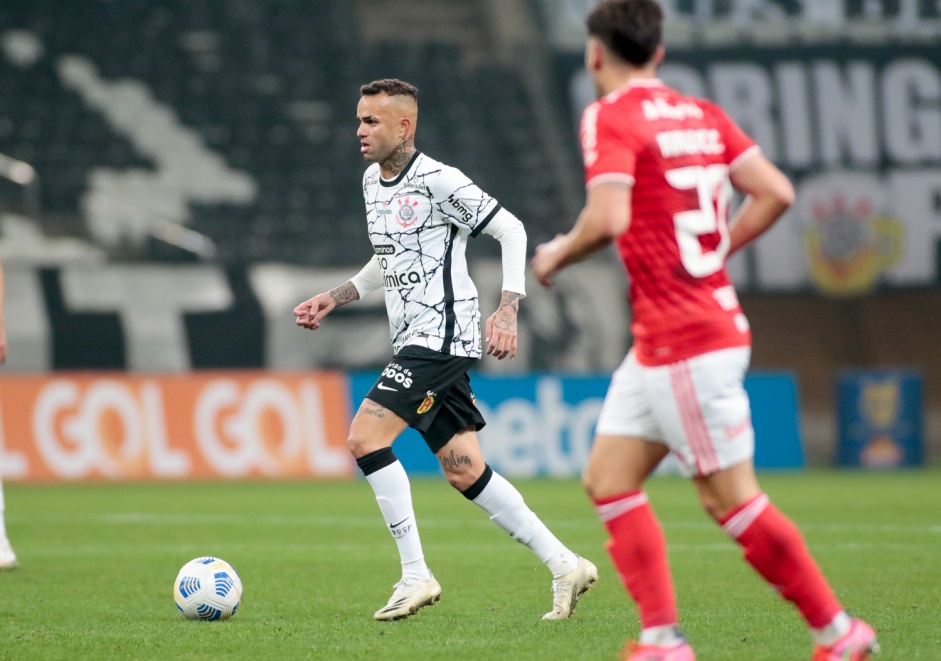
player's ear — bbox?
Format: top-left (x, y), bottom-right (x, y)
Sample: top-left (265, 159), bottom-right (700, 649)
top-left (399, 117), bottom-right (412, 140)
top-left (585, 38), bottom-right (603, 73)
top-left (653, 44), bottom-right (665, 67)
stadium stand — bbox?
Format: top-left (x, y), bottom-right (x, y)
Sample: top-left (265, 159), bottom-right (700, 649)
top-left (0, 0), bottom-right (570, 265)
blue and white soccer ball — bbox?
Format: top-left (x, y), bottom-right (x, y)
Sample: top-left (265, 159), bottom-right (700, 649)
top-left (173, 556), bottom-right (242, 621)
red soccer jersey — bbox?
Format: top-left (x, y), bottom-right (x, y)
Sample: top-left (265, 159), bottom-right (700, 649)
top-left (580, 79), bottom-right (760, 366)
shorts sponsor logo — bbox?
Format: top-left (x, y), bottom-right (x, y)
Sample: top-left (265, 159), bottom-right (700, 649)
top-left (724, 415), bottom-right (752, 440)
top-left (381, 364), bottom-right (413, 389)
top-left (417, 392), bottom-right (436, 414)
top-left (377, 383), bottom-right (397, 391)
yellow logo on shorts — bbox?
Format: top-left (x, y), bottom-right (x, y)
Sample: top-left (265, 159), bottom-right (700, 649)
top-left (417, 394), bottom-right (435, 414)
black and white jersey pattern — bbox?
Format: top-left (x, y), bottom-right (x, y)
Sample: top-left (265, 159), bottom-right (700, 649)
top-left (363, 151), bottom-right (502, 358)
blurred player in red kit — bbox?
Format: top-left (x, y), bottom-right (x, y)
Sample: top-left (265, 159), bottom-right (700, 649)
top-left (531, 1), bottom-right (878, 659)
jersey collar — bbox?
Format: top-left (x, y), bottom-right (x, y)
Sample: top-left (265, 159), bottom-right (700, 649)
top-left (379, 150), bottom-right (422, 187)
top-left (606, 78), bottom-right (665, 101)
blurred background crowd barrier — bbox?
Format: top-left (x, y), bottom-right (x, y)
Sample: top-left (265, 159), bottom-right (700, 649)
top-left (0, 0), bottom-right (936, 477)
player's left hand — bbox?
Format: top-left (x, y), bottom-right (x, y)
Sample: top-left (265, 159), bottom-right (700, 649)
top-left (293, 293), bottom-right (335, 330)
top-left (531, 234), bottom-right (570, 287)
top-left (485, 291), bottom-right (520, 360)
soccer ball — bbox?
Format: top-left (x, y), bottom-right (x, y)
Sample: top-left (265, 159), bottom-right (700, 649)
top-left (173, 556), bottom-right (242, 621)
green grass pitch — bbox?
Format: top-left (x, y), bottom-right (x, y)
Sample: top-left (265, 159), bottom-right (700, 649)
top-left (0, 470), bottom-right (938, 660)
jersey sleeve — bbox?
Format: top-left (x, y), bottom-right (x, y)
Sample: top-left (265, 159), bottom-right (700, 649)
top-left (430, 165), bottom-right (502, 237)
top-left (581, 101), bottom-right (639, 188)
top-left (709, 103), bottom-right (759, 169)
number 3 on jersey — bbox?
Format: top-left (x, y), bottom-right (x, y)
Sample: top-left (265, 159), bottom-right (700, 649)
top-left (665, 164), bottom-right (733, 278)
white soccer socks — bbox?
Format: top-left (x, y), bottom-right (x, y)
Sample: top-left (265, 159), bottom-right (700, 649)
top-left (465, 466), bottom-right (579, 577)
top-left (357, 448), bottom-right (432, 582)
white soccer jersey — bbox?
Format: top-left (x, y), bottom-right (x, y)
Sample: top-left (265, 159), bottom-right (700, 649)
top-left (362, 151), bottom-right (502, 358)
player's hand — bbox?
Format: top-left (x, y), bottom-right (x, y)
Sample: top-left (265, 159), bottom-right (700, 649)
top-left (0, 325), bottom-right (7, 364)
top-left (531, 234), bottom-right (570, 287)
top-left (485, 291), bottom-right (520, 360)
top-left (293, 293), bottom-right (336, 330)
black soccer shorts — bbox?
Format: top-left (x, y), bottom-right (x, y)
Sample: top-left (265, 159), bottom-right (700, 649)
top-left (365, 345), bottom-right (486, 453)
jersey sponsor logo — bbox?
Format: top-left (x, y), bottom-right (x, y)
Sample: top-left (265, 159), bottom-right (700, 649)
top-left (642, 98), bottom-right (704, 121)
top-left (373, 244), bottom-right (396, 255)
top-left (656, 129), bottom-right (725, 158)
top-left (383, 270), bottom-right (423, 288)
top-left (417, 391), bottom-right (436, 414)
top-left (396, 197), bottom-right (420, 227)
top-left (381, 364), bottom-right (413, 389)
top-left (445, 194), bottom-right (475, 224)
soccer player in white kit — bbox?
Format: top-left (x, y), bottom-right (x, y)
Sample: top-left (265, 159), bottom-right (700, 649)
top-left (294, 79), bottom-right (597, 622)
top-left (532, 2), bottom-right (878, 660)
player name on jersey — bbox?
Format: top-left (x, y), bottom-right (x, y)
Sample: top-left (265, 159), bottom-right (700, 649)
top-left (655, 129), bottom-right (724, 158)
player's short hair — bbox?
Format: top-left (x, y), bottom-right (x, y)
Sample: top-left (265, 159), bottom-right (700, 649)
top-left (586, 0), bottom-right (663, 66)
top-left (359, 78), bottom-right (419, 101)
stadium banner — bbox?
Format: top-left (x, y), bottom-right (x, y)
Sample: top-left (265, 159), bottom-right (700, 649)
top-left (4, 262), bottom-right (629, 374)
top-left (836, 369), bottom-right (923, 468)
top-left (556, 42), bottom-right (941, 296)
top-left (0, 372), bottom-right (355, 482)
top-left (538, 0), bottom-right (941, 50)
top-left (350, 371), bottom-right (804, 478)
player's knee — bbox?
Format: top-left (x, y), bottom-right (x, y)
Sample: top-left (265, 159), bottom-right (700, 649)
top-left (697, 492), bottom-right (725, 521)
top-left (443, 464), bottom-right (482, 492)
top-left (582, 465), bottom-right (603, 500)
top-left (347, 431), bottom-right (379, 459)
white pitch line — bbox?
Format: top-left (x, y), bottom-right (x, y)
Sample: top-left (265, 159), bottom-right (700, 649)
top-left (19, 540), bottom-right (938, 558)
top-left (11, 513), bottom-right (941, 536)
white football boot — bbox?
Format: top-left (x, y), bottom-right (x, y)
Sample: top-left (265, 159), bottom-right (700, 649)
top-left (542, 556), bottom-right (598, 620)
top-left (373, 574), bottom-right (442, 621)
top-left (0, 537), bottom-right (17, 570)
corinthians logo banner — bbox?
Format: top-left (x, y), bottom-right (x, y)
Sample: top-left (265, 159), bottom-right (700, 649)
top-left (563, 43), bottom-right (941, 295)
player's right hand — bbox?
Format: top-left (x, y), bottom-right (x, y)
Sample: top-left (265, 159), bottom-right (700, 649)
top-left (531, 234), bottom-right (570, 287)
top-left (293, 293), bottom-right (335, 330)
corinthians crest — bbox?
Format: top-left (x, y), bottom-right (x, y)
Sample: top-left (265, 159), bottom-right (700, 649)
top-left (395, 197), bottom-right (420, 228)
top-left (797, 172), bottom-right (903, 296)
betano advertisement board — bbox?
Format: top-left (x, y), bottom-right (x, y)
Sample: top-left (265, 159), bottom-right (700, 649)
top-left (0, 371), bottom-right (803, 482)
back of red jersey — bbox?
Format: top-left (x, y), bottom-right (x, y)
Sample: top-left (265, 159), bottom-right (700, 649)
top-left (580, 80), bottom-right (759, 366)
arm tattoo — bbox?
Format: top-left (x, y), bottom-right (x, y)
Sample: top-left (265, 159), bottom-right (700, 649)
top-left (492, 291), bottom-right (520, 332)
top-left (382, 136), bottom-right (415, 177)
top-left (329, 281), bottom-right (360, 307)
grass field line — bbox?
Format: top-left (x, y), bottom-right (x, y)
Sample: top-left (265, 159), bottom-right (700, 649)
top-left (17, 512), bottom-right (941, 535)
top-left (21, 539), bottom-right (937, 557)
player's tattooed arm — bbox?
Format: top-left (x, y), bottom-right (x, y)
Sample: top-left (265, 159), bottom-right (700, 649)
top-left (485, 290), bottom-right (520, 360)
top-left (382, 136), bottom-right (415, 177)
top-left (329, 281), bottom-right (361, 307)
top-left (293, 281), bottom-right (359, 330)
top-left (493, 291), bottom-right (519, 333)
